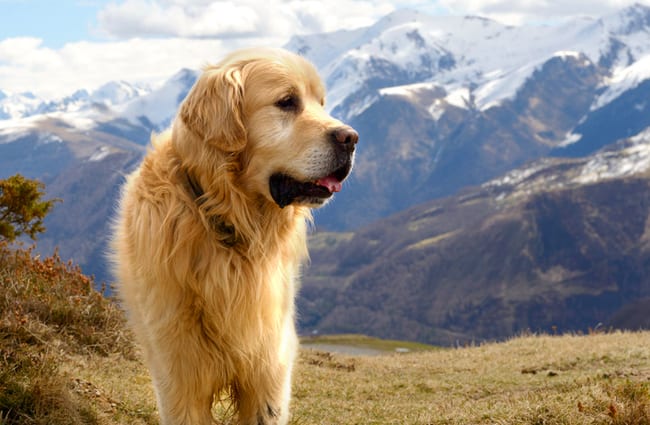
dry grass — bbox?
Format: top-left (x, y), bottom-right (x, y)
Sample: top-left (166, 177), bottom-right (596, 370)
top-left (0, 242), bottom-right (152, 424)
top-left (2, 242), bottom-right (650, 424)
top-left (301, 334), bottom-right (438, 354)
top-left (293, 332), bottom-right (650, 424)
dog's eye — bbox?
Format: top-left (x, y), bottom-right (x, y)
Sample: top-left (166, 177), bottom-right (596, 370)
top-left (275, 95), bottom-right (299, 112)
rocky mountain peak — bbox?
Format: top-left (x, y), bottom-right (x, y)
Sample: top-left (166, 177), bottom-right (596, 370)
top-left (606, 2), bottom-right (650, 35)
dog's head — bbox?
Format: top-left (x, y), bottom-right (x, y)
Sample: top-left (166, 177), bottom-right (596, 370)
top-left (175, 47), bottom-right (357, 209)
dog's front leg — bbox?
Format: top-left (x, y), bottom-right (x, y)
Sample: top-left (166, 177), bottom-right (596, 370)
top-left (235, 319), bottom-right (297, 425)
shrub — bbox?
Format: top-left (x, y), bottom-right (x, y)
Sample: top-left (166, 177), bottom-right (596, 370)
top-left (0, 174), bottom-right (57, 242)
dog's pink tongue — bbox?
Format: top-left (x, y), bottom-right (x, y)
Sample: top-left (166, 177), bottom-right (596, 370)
top-left (316, 176), bottom-right (343, 193)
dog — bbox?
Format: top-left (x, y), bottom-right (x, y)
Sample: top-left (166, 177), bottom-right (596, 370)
top-left (110, 47), bottom-right (358, 425)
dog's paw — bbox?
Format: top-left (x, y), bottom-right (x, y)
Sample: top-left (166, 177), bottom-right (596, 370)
top-left (254, 404), bottom-right (280, 425)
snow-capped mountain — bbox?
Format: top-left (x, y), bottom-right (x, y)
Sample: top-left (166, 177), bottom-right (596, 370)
top-left (292, 3), bottom-right (650, 229)
top-left (90, 80), bottom-right (149, 106)
top-left (119, 68), bottom-right (198, 131)
top-left (289, 4), bottom-right (650, 120)
top-left (0, 81), bottom-right (148, 131)
top-left (0, 69), bottom-right (196, 145)
top-left (485, 128), bottom-right (650, 200)
top-left (0, 91), bottom-right (45, 120)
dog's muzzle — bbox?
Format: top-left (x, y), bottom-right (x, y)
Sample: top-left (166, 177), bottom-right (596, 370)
top-left (269, 126), bottom-right (358, 208)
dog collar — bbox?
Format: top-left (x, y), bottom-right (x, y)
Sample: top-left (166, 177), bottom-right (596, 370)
top-left (182, 170), bottom-right (240, 248)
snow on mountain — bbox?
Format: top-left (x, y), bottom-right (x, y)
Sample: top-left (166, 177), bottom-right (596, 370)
top-left (0, 90), bottom-right (6, 114)
top-left (90, 80), bottom-right (149, 106)
top-left (287, 4), bottom-right (650, 120)
top-left (0, 71), bottom-right (189, 139)
top-left (575, 128), bottom-right (650, 184)
top-left (594, 53), bottom-right (650, 110)
top-left (119, 68), bottom-right (198, 130)
top-left (0, 91), bottom-right (45, 120)
top-left (0, 80), bottom-right (151, 134)
top-left (484, 126), bottom-right (650, 201)
top-left (601, 2), bottom-right (650, 36)
top-left (88, 145), bottom-right (112, 162)
top-left (0, 95), bottom-right (112, 138)
top-left (36, 89), bottom-right (90, 114)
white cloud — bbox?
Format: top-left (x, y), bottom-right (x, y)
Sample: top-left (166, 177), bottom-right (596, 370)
top-left (96, 0), bottom-right (262, 38)
top-left (437, 0), bottom-right (650, 25)
top-left (96, 0), bottom-right (396, 39)
top-left (0, 36), bottom-right (283, 99)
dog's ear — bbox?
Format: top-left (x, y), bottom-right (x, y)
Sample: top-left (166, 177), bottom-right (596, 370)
top-left (179, 66), bottom-right (246, 152)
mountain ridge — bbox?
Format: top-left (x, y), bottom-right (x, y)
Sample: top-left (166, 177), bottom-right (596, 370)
top-left (299, 130), bottom-right (650, 344)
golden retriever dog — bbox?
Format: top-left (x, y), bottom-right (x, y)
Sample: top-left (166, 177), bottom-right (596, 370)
top-left (110, 47), bottom-right (357, 425)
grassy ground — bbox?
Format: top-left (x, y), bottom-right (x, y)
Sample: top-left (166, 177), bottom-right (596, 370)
top-left (2, 242), bottom-right (650, 424)
top-left (294, 332), bottom-right (650, 424)
top-left (301, 334), bottom-right (438, 355)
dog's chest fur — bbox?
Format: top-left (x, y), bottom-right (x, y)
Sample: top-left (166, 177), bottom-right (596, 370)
top-left (123, 138), bottom-right (309, 345)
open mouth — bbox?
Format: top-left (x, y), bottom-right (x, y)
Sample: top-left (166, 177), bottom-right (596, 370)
top-left (269, 162), bottom-right (352, 208)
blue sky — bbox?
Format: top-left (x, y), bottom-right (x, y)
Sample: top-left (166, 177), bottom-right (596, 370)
top-left (0, 0), bottom-right (108, 48)
top-left (1, 0), bottom-right (650, 99)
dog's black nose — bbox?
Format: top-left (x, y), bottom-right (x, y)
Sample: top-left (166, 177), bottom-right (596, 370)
top-left (330, 126), bottom-right (359, 152)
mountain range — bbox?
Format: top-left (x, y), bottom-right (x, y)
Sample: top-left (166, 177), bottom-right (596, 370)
top-left (300, 132), bottom-right (650, 344)
top-left (2, 4), bottom-right (650, 343)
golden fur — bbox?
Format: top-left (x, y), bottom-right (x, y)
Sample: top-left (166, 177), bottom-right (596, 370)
top-left (110, 48), bottom-right (356, 425)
